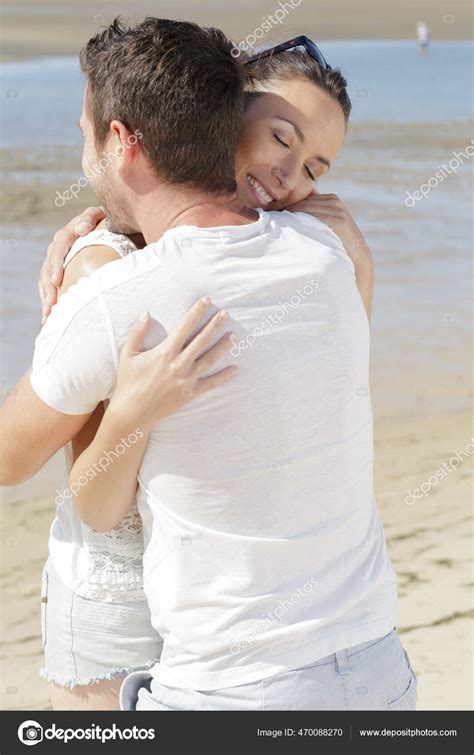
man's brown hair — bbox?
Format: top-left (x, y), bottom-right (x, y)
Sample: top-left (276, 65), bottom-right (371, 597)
top-left (80, 17), bottom-right (245, 193)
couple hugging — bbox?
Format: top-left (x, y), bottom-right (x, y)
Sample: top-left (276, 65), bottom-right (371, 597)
top-left (0, 17), bottom-right (417, 711)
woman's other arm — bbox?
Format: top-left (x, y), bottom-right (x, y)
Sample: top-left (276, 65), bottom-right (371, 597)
top-left (285, 192), bottom-right (374, 321)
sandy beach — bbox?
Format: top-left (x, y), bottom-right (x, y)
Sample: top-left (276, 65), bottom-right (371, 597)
top-left (1, 0), bottom-right (472, 62)
top-left (1, 1), bottom-right (473, 714)
top-left (1, 409), bottom-right (472, 711)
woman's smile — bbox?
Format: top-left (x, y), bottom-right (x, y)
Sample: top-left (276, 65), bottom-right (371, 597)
top-left (246, 174), bottom-right (277, 208)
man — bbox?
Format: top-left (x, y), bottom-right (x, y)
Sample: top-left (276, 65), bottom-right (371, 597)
top-left (0, 18), bottom-right (414, 710)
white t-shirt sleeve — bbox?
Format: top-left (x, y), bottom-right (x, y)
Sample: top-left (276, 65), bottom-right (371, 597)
top-left (30, 276), bottom-right (118, 415)
top-left (284, 210), bottom-right (356, 275)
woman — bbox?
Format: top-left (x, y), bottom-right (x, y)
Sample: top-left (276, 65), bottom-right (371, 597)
top-left (38, 41), bottom-right (373, 710)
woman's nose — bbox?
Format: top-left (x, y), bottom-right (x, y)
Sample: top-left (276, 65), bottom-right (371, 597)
top-left (271, 163), bottom-right (298, 191)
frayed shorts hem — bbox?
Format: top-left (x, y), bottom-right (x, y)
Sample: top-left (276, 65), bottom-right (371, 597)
top-left (40, 658), bottom-right (158, 689)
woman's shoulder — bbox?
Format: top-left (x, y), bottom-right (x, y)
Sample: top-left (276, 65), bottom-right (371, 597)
top-left (59, 244), bottom-right (122, 297)
top-left (60, 230), bottom-right (139, 296)
top-left (65, 229), bottom-right (138, 267)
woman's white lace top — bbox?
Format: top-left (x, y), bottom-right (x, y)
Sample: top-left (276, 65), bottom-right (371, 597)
top-left (49, 230), bottom-right (146, 602)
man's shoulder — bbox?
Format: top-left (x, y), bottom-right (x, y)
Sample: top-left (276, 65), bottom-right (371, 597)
top-left (72, 238), bottom-right (167, 298)
top-left (267, 209), bottom-right (342, 245)
top-left (36, 241), bottom-right (163, 356)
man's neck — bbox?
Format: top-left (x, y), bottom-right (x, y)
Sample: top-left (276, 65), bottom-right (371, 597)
top-left (134, 186), bottom-right (259, 245)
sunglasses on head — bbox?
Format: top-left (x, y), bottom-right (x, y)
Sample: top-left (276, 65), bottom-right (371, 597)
top-left (246, 35), bottom-right (331, 71)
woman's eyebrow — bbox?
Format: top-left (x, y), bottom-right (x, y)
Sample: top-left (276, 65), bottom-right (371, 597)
top-left (274, 116), bottom-right (304, 142)
top-left (314, 155), bottom-right (331, 169)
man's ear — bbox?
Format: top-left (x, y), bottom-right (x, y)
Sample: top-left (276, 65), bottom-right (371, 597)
top-left (109, 120), bottom-right (139, 167)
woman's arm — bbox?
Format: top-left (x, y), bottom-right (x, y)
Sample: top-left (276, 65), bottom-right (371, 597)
top-left (68, 402), bottom-right (148, 532)
top-left (38, 207), bottom-right (145, 319)
top-left (285, 192), bottom-right (374, 321)
top-left (68, 299), bottom-right (237, 532)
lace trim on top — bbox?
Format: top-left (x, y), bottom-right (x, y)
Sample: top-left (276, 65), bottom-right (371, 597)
top-left (86, 500), bottom-right (145, 597)
top-left (64, 229), bottom-right (138, 266)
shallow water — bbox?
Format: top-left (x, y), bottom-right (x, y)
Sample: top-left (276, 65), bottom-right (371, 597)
top-left (1, 40), bottom-right (472, 149)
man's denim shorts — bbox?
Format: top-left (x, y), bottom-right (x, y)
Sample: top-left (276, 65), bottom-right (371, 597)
top-left (120, 628), bottom-right (417, 710)
top-left (40, 557), bottom-right (163, 688)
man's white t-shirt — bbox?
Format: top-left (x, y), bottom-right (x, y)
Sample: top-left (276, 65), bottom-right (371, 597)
top-left (31, 210), bottom-right (397, 690)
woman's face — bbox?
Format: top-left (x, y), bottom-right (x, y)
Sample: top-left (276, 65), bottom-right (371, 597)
top-left (235, 78), bottom-right (346, 211)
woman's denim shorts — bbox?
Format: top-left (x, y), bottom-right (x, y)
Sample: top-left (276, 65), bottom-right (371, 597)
top-left (40, 557), bottom-right (163, 688)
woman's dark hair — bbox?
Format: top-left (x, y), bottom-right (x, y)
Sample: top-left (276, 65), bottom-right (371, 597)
top-left (244, 50), bottom-right (351, 123)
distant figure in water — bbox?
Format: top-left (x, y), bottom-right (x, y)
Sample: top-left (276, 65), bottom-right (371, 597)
top-left (416, 21), bottom-right (431, 52)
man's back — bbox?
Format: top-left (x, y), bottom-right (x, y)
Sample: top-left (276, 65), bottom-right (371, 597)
top-left (32, 210), bottom-right (397, 690)
top-left (138, 210), bottom-right (372, 536)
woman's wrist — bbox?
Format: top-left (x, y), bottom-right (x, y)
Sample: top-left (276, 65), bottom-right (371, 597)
top-left (342, 235), bottom-right (373, 263)
top-left (103, 399), bottom-right (153, 438)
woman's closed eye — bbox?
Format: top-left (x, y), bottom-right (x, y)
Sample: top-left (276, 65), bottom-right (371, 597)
top-left (273, 132), bottom-right (289, 148)
top-left (273, 133), bottom-right (316, 181)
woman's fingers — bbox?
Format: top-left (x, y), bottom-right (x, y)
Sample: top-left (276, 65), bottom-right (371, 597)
top-left (148, 298), bottom-right (231, 368)
top-left (41, 221), bottom-right (74, 311)
top-left (194, 366), bottom-right (238, 398)
top-left (121, 312), bottom-right (151, 357)
top-left (39, 233), bottom-right (66, 313)
top-left (181, 308), bottom-right (230, 366)
top-left (39, 262), bottom-right (59, 317)
top-left (111, 305), bottom-right (237, 427)
top-left (49, 224), bottom-right (81, 282)
top-left (47, 207), bottom-right (104, 286)
top-left (71, 206), bottom-right (105, 236)
top-left (39, 225), bottom-right (79, 311)
top-left (305, 193), bottom-right (341, 203)
top-left (287, 194), bottom-right (344, 212)
top-left (38, 279), bottom-right (49, 321)
top-left (38, 207), bottom-right (105, 317)
top-left (193, 332), bottom-right (236, 375)
top-left (165, 297), bottom-right (213, 354)
top-left (302, 206), bottom-right (346, 220)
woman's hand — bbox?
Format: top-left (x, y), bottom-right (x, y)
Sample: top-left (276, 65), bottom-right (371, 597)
top-left (285, 190), bottom-right (371, 264)
top-left (39, 206), bottom-right (105, 319)
top-left (108, 297), bottom-right (237, 432)
top-left (69, 296), bottom-right (237, 531)
top-left (285, 191), bottom-right (374, 321)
